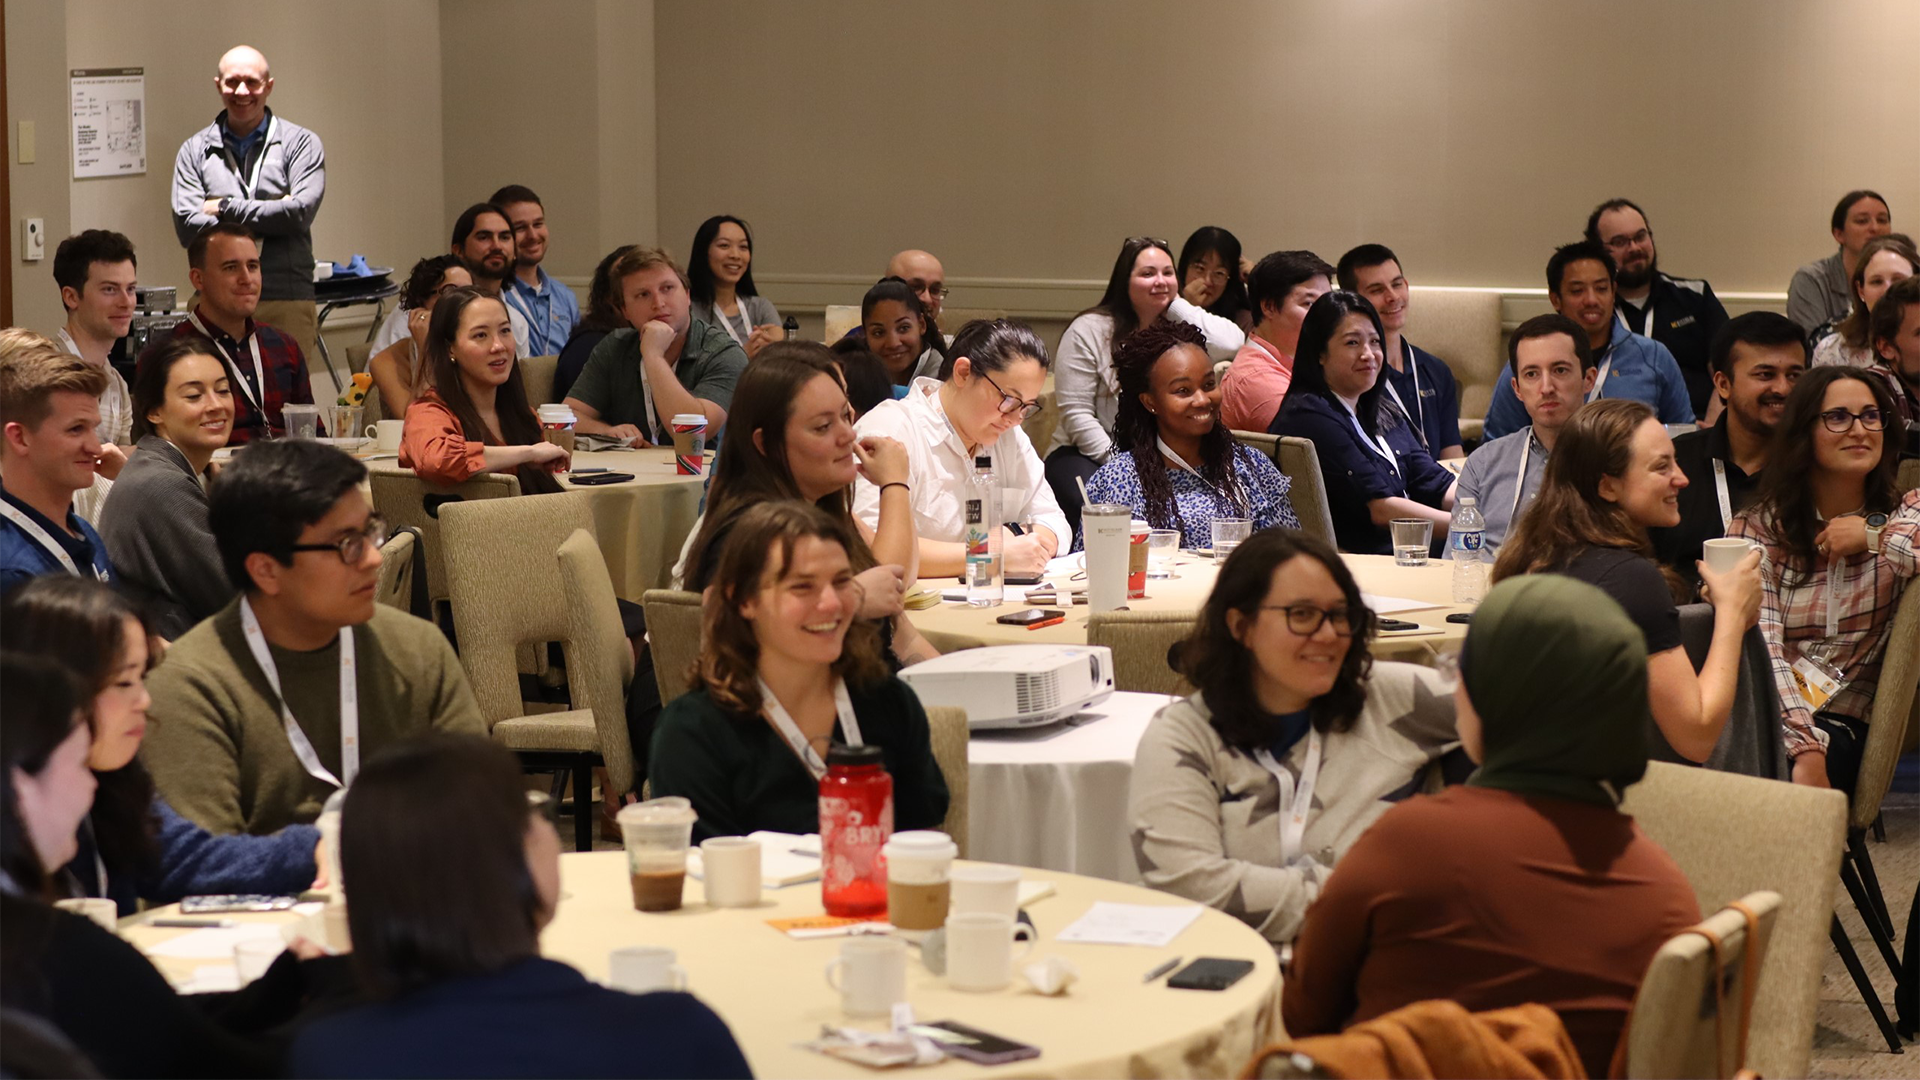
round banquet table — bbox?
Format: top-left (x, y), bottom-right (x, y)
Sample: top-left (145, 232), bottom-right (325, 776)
top-left (912, 550), bottom-right (1469, 661)
top-left (124, 853), bottom-right (1283, 1079)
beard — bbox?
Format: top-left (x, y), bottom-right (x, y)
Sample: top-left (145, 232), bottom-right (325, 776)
top-left (1617, 251), bottom-right (1658, 292)
top-left (463, 254), bottom-right (515, 286)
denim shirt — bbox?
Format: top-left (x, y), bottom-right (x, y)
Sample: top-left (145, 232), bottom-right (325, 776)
top-left (1482, 318), bottom-right (1693, 439)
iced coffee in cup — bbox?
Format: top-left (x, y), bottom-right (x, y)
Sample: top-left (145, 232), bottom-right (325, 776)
top-left (882, 830), bottom-right (957, 931)
top-left (617, 797), bottom-right (697, 912)
top-left (669, 413), bottom-right (708, 475)
top-left (537, 403), bottom-right (577, 455)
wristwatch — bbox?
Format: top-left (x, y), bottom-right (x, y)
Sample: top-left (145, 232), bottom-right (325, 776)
top-left (1865, 512), bottom-right (1889, 554)
top-left (217, 195), bottom-right (234, 215)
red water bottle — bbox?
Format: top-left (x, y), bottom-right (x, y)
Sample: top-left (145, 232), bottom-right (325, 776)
top-left (819, 745), bottom-right (892, 917)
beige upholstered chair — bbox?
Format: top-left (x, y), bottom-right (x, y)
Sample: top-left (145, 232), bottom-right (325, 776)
top-left (367, 466), bottom-right (520, 627)
top-left (640, 589), bottom-right (703, 707)
top-left (1622, 891), bottom-right (1780, 1079)
top-left (1088, 610), bottom-right (1194, 695)
top-left (1233, 431), bottom-right (1337, 548)
top-left (372, 528), bottom-right (416, 612)
top-left (519, 354), bottom-right (559, 406)
top-left (1401, 287), bottom-right (1503, 442)
top-left (555, 528), bottom-right (638, 799)
top-left (1896, 457), bottom-right (1919, 492)
top-left (440, 493), bottom-right (606, 850)
top-left (345, 341), bottom-right (374, 376)
top-left (360, 384), bottom-right (385, 425)
top-left (1619, 762), bottom-right (1847, 1077)
top-left (824, 305), bottom-right (860, 342)
top-left (1020, 389), bottom-right (1060, 459)
top-left (924, 705), bottom-right (970, 858)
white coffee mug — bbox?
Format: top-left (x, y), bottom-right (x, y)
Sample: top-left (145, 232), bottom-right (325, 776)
top-left (1702, 536), bottom-right (1757, 575)
top-left (609, 945), bottom-right (687, 993)
top-left (824, 935), bottom-right (908, 1016)
top-left (944, 912), bottom-right (1036, 992)
top-left (54, 897), bottom-right (117, 931)
top-left (699, 836), bottom-right (762, 908)
top-left (365, 419), bottom-right (405, 452)
top-left (949, 864), bottom-right (1022, 921)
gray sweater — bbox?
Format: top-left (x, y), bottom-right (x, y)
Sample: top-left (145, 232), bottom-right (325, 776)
top-left (96, 436), bottom-right (234, 640)
top-left (1128, 662), bottom-right (1458, 947)
top-left (170, 108), bottom-right (325, 301)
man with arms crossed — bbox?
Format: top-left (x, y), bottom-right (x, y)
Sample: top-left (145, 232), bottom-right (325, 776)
top-left (1337, 244), bottom-right (1464, 459)
top-left (1586, 198), bottom-right (1729, 423)
top-left (0, 331), bottom-right (119, 594)
top-left (52, 229), bottom-right (137, 445)
top-left (491, 184), bottom-right (580, 357)
top-left (143, 440), bottom-right (484, 835)
top-left (450, 203), bottom-right (534, 359)
top-left (1450, 314), bottom-right (1593, 554)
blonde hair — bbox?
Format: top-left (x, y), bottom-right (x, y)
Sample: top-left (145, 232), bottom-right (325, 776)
top-left (0, 328), bottom-right (108, 430)
top-left (611, 245), bottom-right (688, 296)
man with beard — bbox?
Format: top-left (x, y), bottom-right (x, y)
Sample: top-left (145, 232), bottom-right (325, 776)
top-left (449, 203), bottom-right (533, 359)
top-left (1483, 241), bottom-right (1692, 439)
top-left (1451, 314), bottom-right (1593, 553)
top-left (491, 184), bottom-right (579, 356)
top-left (1651, 312), bottom-right (1806, 583)
top-left (1586, 198), bottom-right (1729, 422)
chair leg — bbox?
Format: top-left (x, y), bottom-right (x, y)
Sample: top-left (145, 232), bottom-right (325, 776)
top-left (1852, 832), bottom-right (1898, 938)
top-left (1834, 915), bottom-right (1906, 1054)
top-left (571, 757), bottom-right (594, 854)
top-left (1873, 810), bottom-right (1887, 843)
top-left (1843, 855), bottom-right (1904, 977)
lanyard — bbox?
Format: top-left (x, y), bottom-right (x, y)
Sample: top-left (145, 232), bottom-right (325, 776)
top-left (186, 312), bottom-right (267, 417)
top-left (240, 598), bottom-right (358, 789)
top-left (759, 676), bottom-right (862, 781)
top-left (1343, 403), bottom-right (1400, 477)
top-left (1588, 351), bottom-right (1614, 402)
top-left (1618, 302), bottom-right (1656, 341)
top-left (1252, 726), bottom-right (1324, 864)
top-left (219, 116), bottom-right (277, 198)
top-left (1380, 342), bottom-right (1427, 449)
top-left (1511, 435), bottom-right (1535, 519)
top-left (710, 299), bottom-right (750, 348)
top-left (1155, 435), bottom-right (1244, 515)
top-left (1712, 458), bottom-right (1733, 530)
top-left (0, 501), bottom-right (108, 581)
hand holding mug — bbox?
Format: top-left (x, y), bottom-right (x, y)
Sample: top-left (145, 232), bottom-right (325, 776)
top-left (1695, 547), bottom-right (1761, 629)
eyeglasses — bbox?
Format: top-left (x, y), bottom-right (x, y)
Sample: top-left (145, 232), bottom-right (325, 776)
top-left (1820, 406), bottom-right (1884, 433)
top-left (979, 370), bottom-right (1044, 420)
top-left (287, 514), bottom-right (389, 565)
top-left (1603, 228), bottom-right (1652, 251)
top-left (922, 283), bottom-right (950, 301)
top-left (1259, 604), bottom-right (1355, 637)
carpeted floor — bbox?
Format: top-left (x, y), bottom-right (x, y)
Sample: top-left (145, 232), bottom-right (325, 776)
top-left (1810, 784), bottom-right (1918, 1079)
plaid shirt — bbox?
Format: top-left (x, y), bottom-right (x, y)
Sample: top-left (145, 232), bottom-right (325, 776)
top-left (157, 309), bottom-right (315, 443)
top-left (1727, 488), bottom-right (1920, 758)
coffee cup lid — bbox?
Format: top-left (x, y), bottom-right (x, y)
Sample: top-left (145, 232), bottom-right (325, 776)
top-left (670, 413), bottom-right (708, 425)
top-left (617, 796), bottom-right (696, 826)
top-left (883, 830), bottom-right (958, 858)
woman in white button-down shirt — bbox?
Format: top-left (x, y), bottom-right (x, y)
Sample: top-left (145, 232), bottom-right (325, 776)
top-left (1047, 237), bottom-right (1246, 540)
top-left (853, 320), bottom-right (1067, 579)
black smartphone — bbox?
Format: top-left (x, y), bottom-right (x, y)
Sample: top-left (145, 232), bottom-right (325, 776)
top-left (1004, 571), bottom-right (1046, 585)
top-left (996, 607), bottom-right (1064, 626)
top-left (1377, 618), bottom-right (1420, 632)
top-left (1446, 612), bottom-right (1473, 624)
top-left (1165, 957), bottom-right (1255, 991)
top-left (569, 471), bottom-right (635, 485)
top-left (909, 1021), bottom-right (1041, 1065)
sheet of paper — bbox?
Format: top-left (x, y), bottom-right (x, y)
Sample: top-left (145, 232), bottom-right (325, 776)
top-left (1362, 592), bottom-right (1442, 615)
top-left (687, 831), bottom-right (821, 888)
top-left (1055, 901), bottom-right (1204, 947)
top-left (146, 922), bottom-right (287, 960)
top-left (175, 965), bottom-right (243, 995)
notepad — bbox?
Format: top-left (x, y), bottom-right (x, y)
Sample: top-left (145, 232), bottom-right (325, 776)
top-left (687, 831), bottom-right (822, 888)
top-left (1055, 901), bottom-right (1204, 947)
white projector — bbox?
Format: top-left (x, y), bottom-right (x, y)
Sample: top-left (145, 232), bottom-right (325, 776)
top-left (899, 645), bottom-right (1114, 730)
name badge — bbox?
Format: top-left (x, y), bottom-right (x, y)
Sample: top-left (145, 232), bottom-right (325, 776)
top-left (1790, 654), bottom-right (1842, 711)
top-left (1670, 315), bottom-right (1697, 329)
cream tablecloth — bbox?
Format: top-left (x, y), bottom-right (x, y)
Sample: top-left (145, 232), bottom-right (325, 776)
top-left (124, 853), bottom-right (1282, 1079)
top-left (554, 448), bottom-right (705, 599)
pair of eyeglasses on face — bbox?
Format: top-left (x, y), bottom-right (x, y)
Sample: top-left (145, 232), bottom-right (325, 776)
top-left (287, 514), bottom-right (390, 565)
top-left (979, 370), bottom-right (1044, 420)
top-left (922, 284), bottom-right (950, 301)
top-left (1603, 229), bottom-right (1652, 251)
top-left (1259, 604), bottom-right (1355, 638)
top-left (1820, 407), bottom-right (1884, 433)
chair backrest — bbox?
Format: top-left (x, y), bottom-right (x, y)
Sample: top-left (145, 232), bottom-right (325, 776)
top-left (556, 528), bottom-right (638, 796)
top-left (1623, 891), bottom-right (1781, 1080)
top-left (1851, 575), bottom-right (1920, 831)
top-left (924, 705), bottom-right (969, 858)
top-left (1896, 457), bottom-right (1919, 493)
top-left (824, 305), bottom-right (860, 342)
top-left (1236, 433), bottom-right (1338, 548)
top-left (1020, 389), bottom-right (1060, 458)
top-left (373, 528), bottom-right (416, 612)
top-left (1087, 609), bottom-right (1194, 695)
top-left (1401, 286), bottom-right (1504, 425)
top-left (1619, 762), bottom-right (1847, 1077)
top-left (439, 493), bottom-right (596, 726)
top-left (1670, 605), bottom-right (1786, 779)
top-left (361, 383), bottom-right (385, 425)
top-left (640, 589), bottom-right (704, 707)
top-left (368, 466), bottom-right (520, 612)
top-left (346, 341), bottom-right (373, 375)
top-left (520, 355), bottom-right (559, 406)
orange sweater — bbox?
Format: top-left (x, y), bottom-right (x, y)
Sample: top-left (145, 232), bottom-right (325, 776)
top-left (399, 392), bottom-right (492, 486)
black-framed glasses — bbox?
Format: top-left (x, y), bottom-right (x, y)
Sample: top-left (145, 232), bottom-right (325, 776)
top-left (980, 370), bottom-right (1044, 420)
top-left (1820, 407), bottom-right (1884, 433)
top-left (1602, 228), bottom-right (1652, 251)
top-left (288, 514), bottom-right (389, 565)
top-left (923, 283), bottom-right (950, 301)
top-left (1259, 604), bottom-right (1355, 638)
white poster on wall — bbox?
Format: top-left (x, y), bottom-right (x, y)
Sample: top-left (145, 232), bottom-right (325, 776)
top-left (70, 67), bottom-right (146, 179)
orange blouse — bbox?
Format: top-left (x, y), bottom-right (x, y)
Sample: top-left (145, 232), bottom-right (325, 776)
top-left (399, 392), bottom-right (495, 485)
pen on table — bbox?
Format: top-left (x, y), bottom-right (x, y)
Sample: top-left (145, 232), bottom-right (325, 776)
top-left (151, 917), bottom-right (235, 929)
top-left (1143, 956), bottom-right (1182, 983)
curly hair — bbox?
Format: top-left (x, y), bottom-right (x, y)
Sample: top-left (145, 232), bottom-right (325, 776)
top-left (1110, 320), bottom-right (1245, 544)
top-left (400, 254), bottom-right (466, 312)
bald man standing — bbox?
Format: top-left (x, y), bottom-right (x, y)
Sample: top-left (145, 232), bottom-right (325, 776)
top-left (171, 45), bottom-right (325, 372)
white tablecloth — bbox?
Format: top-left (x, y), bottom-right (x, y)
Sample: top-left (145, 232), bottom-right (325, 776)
top-left (968, 691), bottom-right (1177, 884)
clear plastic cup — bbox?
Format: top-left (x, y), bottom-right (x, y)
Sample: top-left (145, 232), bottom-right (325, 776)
top-left (1391, 518), bottom-right (1433, 566)
top-left (617, 797), bottom-right (698, 912)
top-left (1211, 517), bottom-right (1252, 563)
top-left (1147, 529), bottom-right (1180, 578)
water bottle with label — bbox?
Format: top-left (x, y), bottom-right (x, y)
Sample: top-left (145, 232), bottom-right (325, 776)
top-left (965, 455), bottom-right (1003, 607)
top-left (1449, 496), bottom-right (1488, 603)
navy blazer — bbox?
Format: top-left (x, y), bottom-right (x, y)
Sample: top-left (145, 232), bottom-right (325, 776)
top-left (1270, 391), bottom-right (1454, 555)
top-left (289, 957), bottom-right (752, 1079)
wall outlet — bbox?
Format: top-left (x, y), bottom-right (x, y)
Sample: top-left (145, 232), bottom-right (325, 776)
top-left (23, 218), bottom-right (45, 262)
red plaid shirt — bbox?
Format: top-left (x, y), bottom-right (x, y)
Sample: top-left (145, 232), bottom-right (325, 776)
top-left (150, 308), bottom-right (315, 443)
top-left (1727, 488), bottom-right (1920, 758)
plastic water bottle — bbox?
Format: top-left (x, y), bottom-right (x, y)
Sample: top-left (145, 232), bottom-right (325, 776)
top-left (965, 455), bottom-right (1003, 607)
top-left (1449, 496), bottom-right (1488, 603)
top-left (783, 315), bottom-right (801, 341)
top-left (819, 745), bottom-right (892, 918)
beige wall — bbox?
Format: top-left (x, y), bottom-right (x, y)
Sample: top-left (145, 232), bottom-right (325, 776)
top-left (657, 0), bottom-right (1920, 320)
top-left (6, 0), bottom-right (73, 333)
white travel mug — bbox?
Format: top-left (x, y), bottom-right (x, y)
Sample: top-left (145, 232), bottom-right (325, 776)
top-left (1082, 503), bottom-right (1132, 613)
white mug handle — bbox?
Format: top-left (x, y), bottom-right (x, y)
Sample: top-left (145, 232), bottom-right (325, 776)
top-left (669, 964), bottom-right (688, 991)
top-left (825, 958), bottom-right (844, 992)
top-left (365, 424), bottom-right (378, 439)
top-left (1011, 924), bottom-right (1036, 963)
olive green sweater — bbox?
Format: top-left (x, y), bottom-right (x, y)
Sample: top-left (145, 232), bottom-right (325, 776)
top-left (143, 598), bottom-right (485, 835)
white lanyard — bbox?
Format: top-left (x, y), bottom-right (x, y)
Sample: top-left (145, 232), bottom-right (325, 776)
top-left (0, 500), bottom-right (108, 581)
top-left (240, 598), bottom-right (358, 789)
top-left (1343, 403), bottom-right (1399, 477)
top-left (219, 116), bottom-right (277, 198)
top-left (759, 677), bottom-right (863, 781)
top-left (1588, 353), bottom-right (1613, 402)
top-left (1381, 342), bottom-right (1427, 449)
top-left (186, 311), bottom-right (267, 416)
top-left (1511, 435), bottom-right (1535, 519)
top-left (710, 299), bottom-right (750, 347)
top-left (1156, 435), bottom-right (1244, 515)
top-left (1712, 459), bottom-right (1733, 530)
top-left (1253, 726), bottom-right (1324, 864)
top-left (1826, 557), bottom-right (1843, 639)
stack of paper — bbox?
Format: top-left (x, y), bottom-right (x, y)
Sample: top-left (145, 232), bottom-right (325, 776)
top-left (1055, 901), bottom-right (1204, 947)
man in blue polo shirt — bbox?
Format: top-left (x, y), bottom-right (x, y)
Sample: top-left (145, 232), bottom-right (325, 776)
top-left (1337, 243), bottom-right (1463, 459)
top-left (491, 184), bottom-right (580, 357)
top-left (1483, 240), bottom-right (1693, 440)
top-left (1, 330), bottom-right (118, 594)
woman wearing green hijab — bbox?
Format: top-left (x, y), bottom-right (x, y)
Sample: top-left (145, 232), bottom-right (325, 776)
top-left (1282, 575), bottom-right (1700, 1079)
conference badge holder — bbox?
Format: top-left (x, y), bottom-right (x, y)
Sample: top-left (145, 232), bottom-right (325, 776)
top-left (1790, 653), bottom-right (1843, 712)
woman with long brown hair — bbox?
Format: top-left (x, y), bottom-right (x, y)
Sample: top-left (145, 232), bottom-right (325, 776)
top-left (399, 286), bottom-right (569, 494)
top-left (1811, 234), bottom-right (1916, 368)
top-left (1492, 398), bottom-right (1760, 761)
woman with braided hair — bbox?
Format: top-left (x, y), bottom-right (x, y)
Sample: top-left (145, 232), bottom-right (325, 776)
top-left (1078, 320), bottom-right (1298, 549)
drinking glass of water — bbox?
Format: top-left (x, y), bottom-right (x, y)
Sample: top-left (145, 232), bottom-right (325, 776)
top-left (1390, 518), bottom-right (1433, 566)
top-left (1211, 518), bottom-right (1252, 563)
top-left (1147, 529), bottom-right (1180, 577)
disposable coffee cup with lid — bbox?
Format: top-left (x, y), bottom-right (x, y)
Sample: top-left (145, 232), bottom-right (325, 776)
top-left (538, 403), bottom-right (576, 425)
top-left (882, 830), bottom-right (958, 885)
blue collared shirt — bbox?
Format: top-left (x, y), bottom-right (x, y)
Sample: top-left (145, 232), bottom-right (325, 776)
top-left (1449, 426), bottom-right (1549, 555)
top-left (1483, 318), bottom-right (1693, 439)
top-left (503, 269), bottom-right (581, 357)
top-left (220, 109), bottom-right (268, 162)
top-left (0, 486), bottom-right (116, 595)
top-left (1381, 340), bottom-right (1462, 454)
